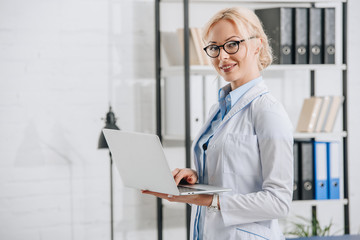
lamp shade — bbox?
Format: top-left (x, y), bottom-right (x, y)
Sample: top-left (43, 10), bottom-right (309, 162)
top-left (98, 106), bottom-right (120, 149)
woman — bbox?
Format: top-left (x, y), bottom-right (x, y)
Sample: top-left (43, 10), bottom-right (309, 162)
top-left (143, 7), bottom-right (293, 240)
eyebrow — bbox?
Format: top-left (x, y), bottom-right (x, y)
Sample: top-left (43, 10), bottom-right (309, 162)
top-left (208, 35), bottom-right (241, 44)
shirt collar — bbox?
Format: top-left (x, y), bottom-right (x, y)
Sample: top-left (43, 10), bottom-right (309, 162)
top-left (218, 76), bottom-right (263, 107)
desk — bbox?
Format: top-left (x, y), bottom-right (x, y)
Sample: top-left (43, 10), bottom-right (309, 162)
top-left (287, 235), bottom-right (360, 240)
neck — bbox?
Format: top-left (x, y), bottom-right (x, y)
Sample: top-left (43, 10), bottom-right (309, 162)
top-left (231, 71), bottom-right (261, 90)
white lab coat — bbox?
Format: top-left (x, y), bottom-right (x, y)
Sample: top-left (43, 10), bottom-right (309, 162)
top-left (190, 80), bottom-right (293, 240)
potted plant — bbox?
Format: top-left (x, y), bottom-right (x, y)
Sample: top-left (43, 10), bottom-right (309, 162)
top-left (286, 215), bottom-right (334, 237)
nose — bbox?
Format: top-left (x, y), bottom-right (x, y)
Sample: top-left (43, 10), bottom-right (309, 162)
top-left (218, 47), bottom-right (229, 60)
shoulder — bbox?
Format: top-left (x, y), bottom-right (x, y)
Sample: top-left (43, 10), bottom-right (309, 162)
top-left (251, 92), bottom-right (293, 138)
top-left (249, 88), bottom-right (286, 115)
top-left (252, 92), bottom-right (282, 113)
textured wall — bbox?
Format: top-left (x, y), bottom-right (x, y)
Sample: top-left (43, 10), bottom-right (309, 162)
top-left (0, 0), bottom-right (160, 239)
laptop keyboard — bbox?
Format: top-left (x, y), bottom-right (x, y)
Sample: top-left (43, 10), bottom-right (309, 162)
top-left (178, 186), bottom-right (204, 193)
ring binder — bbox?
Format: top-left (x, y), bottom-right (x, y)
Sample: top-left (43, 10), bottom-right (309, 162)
top-left (309, 7), bottom-right (323, 64)
top-left (327, 141), bottom-right (340, 199)
top-left (324, 8), bottom-right (336, 64)
top-left (300, 140), bottom-right (314, 200)
top-left (255, 7), bottom-right (294, 64)
top-left (295, 8), bottom-right (309, 64)
top-left (314, 141), bottom-right (329, 200)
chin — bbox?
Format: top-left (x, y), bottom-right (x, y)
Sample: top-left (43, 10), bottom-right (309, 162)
top-left (222, 75), bottom-right (240, 83)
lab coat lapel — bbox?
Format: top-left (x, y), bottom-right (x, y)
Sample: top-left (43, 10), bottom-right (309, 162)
top-left (219, 81), bottom-right (269, 128)
top-left (191, 103), bottom-right (220, 170)
top-left (192, 103), bottom-right (219, 146)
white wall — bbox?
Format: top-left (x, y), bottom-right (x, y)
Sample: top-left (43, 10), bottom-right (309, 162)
top-left (0, 0), bottom-right (163, 239)
top-left (347, 0), bottom-right (360, 235)
top-left (0, 0), bottom-right (115, 239)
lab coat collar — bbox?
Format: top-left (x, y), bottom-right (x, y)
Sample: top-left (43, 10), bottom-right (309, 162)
top-left (221, 80), bottom-right (268, 123)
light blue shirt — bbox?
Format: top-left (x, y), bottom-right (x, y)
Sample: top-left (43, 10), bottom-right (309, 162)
top-left (193, 76), bottom-right (263, 240)
top-left (219, 77), bottom-right (263, 120)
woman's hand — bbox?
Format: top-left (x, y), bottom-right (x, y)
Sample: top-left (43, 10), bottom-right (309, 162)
top-left (141, 168), bottom-right (212, 206)
top-left (171, 168), bottom-right (198, 185)
top-left (141, 190), bottom-right (213, 207)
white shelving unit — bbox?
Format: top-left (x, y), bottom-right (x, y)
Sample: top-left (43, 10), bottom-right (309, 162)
top-left (155, 0), bottom-right (349, 239)
top-left (292, 198), bottom-right (349, 207)
top-left (293, 131), bottom-right (347, 140)
top-left (161, 64), bottom-right (347, 77)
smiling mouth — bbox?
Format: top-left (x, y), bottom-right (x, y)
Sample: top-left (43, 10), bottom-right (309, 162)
top-left (220, 64), bottom-right (236, 72)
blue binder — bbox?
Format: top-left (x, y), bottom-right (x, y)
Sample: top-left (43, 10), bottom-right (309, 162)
top-left (313, 141), bottom-right (328, 199)
top-left (327, 141), bottom-right (340, 199)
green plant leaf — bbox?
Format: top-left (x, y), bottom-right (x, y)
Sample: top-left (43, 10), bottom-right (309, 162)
top-left (285, 215), bottom-right (337, 237)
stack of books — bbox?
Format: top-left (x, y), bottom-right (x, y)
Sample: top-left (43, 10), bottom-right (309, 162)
top-left (161, 28), bottom-right (211, 66)
top-left (296, 96), bottom-right (344, 133)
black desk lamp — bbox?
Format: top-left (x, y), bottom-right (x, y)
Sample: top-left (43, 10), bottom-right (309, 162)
top-left (98, 106), bottom-right (120, 240)
top-left (98, 106), bottom-right (120, 147)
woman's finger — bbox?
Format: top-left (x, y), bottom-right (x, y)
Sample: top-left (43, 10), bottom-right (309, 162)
top-left (174, 171), bottom-right (187, 185)
top-left (186, 175), bottom-right (196, 184)
top-left (171, 168), bottom-right (181, 177)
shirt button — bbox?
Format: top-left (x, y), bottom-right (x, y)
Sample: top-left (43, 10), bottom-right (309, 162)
top-left (227, 97), bottom-right (231, 101)
top-left (212, 145), bottom-right (216, 149)
top-left (202, 143), bottom-right (208, 151)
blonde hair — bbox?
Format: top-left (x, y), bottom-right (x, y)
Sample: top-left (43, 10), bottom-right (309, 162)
top-left (202, 7), bottom-right (272, 70)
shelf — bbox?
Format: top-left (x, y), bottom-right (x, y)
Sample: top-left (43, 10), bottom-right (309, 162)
top-left (266, 64), bottom-right (347, 71)
top-left (292, 198), bottom-right (348, 206)
top-left (162, 132), bottom-right (347, 144)
top-left (161, 64), bottom-right (347, 77)
top-left (294, 131), bottom-right (347, 140)
top-left (162, 65), bottom-right (213, 77)
top-left (163, 0), bottom-right (346, 3)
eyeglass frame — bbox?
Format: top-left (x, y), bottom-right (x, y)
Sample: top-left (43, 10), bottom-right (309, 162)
top-left (203, 36), bottom-right (256, 58)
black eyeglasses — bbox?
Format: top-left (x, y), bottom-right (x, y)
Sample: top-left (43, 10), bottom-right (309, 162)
top-left (203, 37), bottom-right (256, 58)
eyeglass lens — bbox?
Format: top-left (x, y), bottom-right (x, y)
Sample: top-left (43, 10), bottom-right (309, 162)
top-left (206, 41), bottom-right (239, 58)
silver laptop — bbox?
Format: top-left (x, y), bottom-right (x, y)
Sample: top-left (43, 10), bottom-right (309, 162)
top-left (102, 129), bottom-right (231, 196)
